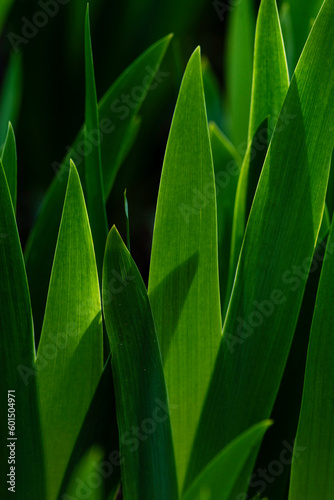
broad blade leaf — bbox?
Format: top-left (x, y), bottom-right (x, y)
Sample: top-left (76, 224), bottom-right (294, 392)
top-left (0, 159), bottom-right (45, 499)
top-left (248, 0), bottom-right (289, 142)
top-left (24, 35), bottom-right (172, 340)
top-left (186, 0), bottom-right (334, 486)
top-left (183, 421), bottom-right (272, 500)
top-left (103, 227), bottom-right (178, 500)
top-left (37, 162), bottom-right (103, 500)
top-left (288, 220), bottom-right (334, 498)
top-left (1, 122), bottom-right (17, 211)
top-left (84, 5), bottom-right (108, 276)
top-left (148, 48), bottom-right (222, 490)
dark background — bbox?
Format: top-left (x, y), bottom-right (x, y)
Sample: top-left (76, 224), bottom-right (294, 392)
top-left (0, 0), bottom-right (262, 279)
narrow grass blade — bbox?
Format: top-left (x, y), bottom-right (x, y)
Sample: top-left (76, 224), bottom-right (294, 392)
top-left (1, 122), bottom-right (17, 211)
top-left (148, 48), bottom-right (222, 490)
top-left (248, 0), bottom-right (289, 142)
top-left (24, 35), bottom-right (172, 340)
top-left (183, 421), bottom-right (272, 500)
top-left (0, 159), bottom-right (45, 499)
top-left (0, 53), bottom-right (22, 145)
top-left (37, 162), bottom-right (103, 500)
top-left (209, 122), bottom-right (242, 316)
top-left (84, 5), bottom-right (108, 276)
top-left (103, 227), bottom-right (178, 500)
top-left (186, 0), bottom-right (334, 486)
top-left (226, 0), bottom-right (255, 147)
top-left (288, 222), bottom-right (334, 498)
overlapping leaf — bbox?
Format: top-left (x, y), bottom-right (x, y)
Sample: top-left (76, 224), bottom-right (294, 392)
top-left (148, 48), bottom-right (222, 490)
top-left (24, 35), bottom-right (172, 338)
top-left (186, 0), bottom-right (334, 487)
top-left (183, 421), bottom-right (272, 500)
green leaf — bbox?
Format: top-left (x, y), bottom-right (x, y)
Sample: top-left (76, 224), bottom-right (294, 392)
top-left (209, 122), bottom-right (242, 316)
top-left (186, 0), bottom-right (334, 486)
top-left (84, 5), bottom-right (108, 276)
top-left (148, 48), bottom-right (222, 490)
top-left (62, 447), bottom-right (104, 500)
top-left (0, 53), bottom-right (22, 145)
top-left (0, 0), bottom-right (15, 33)
top-left (288, 221), bottom-right (334, 498)
top-left (248, 0), bottom-right (289, 142)
top-left (288, 0), bottom-right (324, 71)
top-left (279, 2), bottom-right (295, 78)
top-left (102, 227), bottom-right (178, 500)
top-left (183, 421), bottom-right (272, 500)
top-left (1, 122), bottom-right (17, 211)
top-left (37, 162), bottom-right (103, 500)
top-left (24, 35), bottom-right (172, 341)
top-left (226, 118), bottom-right (269, 316)
top-left (202, 57), bottom-right (223, 128)
top-left (0, 159), bottom-right (45, 499)
top-left (59, 360), bottom-right (120, 499)
top-left (226, 0), bottom-right (255, 147)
